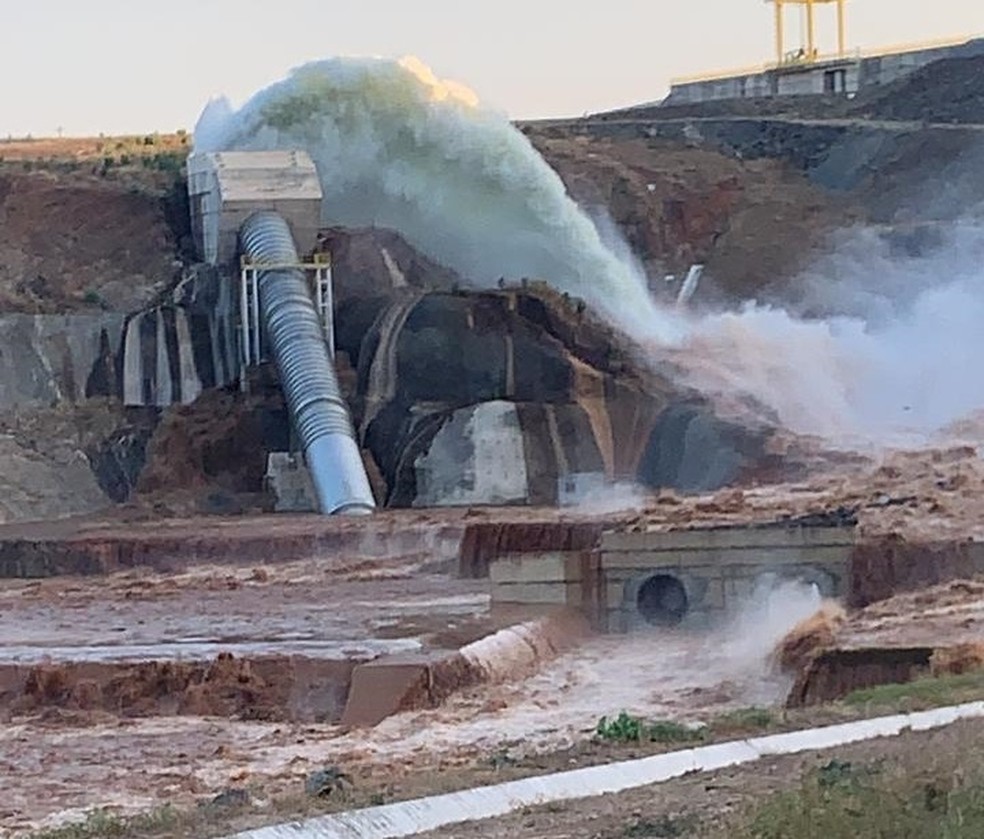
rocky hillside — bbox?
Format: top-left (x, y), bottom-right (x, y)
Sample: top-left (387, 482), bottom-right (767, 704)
top-left (1, 56), bottom-right (980, 521)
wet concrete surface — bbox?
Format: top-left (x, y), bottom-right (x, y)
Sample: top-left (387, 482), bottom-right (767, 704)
top-left (0, 559), bottom-right (491, 665)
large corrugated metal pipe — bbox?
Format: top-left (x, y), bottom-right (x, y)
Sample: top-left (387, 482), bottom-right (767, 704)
top-left (240, 211), bottom-right (375, 515)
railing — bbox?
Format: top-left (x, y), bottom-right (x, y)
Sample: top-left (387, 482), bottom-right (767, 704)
top-left (669, 32), bottom-right (980, 87)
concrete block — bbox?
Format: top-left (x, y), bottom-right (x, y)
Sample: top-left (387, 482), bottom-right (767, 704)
top-left (601, 545), bottom-right (851, 571)
top-left (494, 555), bottom-right (562, 583)
top-left (720, 564), bottom-right (753, 579)
top-left (187, 151), bottom-right (324, 266)
top-left (490, 581), bottom-right (578, 606)
top-left (414, 401), bottom-right (529, 508)
top-left (600, 526), bottom-right (855, 554)
top-left (557, 472), bottom-right (607, 507)
top-left (601, 549), bottom-right (682, 571)
top-left (604, 608), bottom-right (629, 634)
top-left (265, 452), bottom-right (316, 513)
top-left (703, 577), bottom-right (725, 610)
top-left (605, 578), bottom-right (631, 610)
top-left (489, 552), bottom-right (584, 585)
top-left (726, 578), bottom-right (755, 602)
top-left (340, 654), bottom-right (432, 728)
top-left (491, 553), bottom-right (565, 585)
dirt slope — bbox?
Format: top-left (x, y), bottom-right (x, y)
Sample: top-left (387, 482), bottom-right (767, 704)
top-left (531, 133), bottom-right (863, 305)
top-left (0, 167), bottom-right (183, 313)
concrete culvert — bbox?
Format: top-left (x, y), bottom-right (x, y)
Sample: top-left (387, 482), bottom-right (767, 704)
top-left (637, 574), bottom-right (689, 626)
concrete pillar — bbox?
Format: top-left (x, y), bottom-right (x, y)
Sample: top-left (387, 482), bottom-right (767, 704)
top-left (806, 0), bottom-right (816, 58)
top-left (775, 0), bottom-right (785, 63)
top-left (837, 0), bottom-right (846, 56)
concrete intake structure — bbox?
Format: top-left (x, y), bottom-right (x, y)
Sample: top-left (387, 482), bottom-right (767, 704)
top-left (239, 211), bottom-right (375, 515)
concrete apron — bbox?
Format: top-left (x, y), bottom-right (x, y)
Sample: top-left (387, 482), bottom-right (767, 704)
top-left (227, 701), bottom-right (984, 839)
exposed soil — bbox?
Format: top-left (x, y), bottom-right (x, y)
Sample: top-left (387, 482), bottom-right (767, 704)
top-left (0, 506), bottom-right (624, 577)
top-left (134, 381), bottom-right (288, 514)
top-left (7, 433), bottom-right (984, 577)
top-left (848, 55), bottom-right (984, 125)
top-left (615, 440), bottom-right (984, 544)
top-left (0, 400), bottom-right (141, 525)
top-left (531, 133), bottom-right (864, 304)
top-left (0, 166), bottom-right (182, 313)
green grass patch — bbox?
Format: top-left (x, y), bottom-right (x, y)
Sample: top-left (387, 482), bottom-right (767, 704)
top-left (841, 670), bottom-right (984, 710)
top-left (27, 805), bottom-right (180, 838)
top-left (742, 758), bottom-right (984, 839)
top-left (596, 712), bottom-right (705, 744)
top-left (709, 706), bottom-right (777, 734)
top-left (596, 707), bottom-right (777, 747)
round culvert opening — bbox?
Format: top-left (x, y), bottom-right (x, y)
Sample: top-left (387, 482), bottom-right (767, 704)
top-left (636, 574), bottom-right (689, 626)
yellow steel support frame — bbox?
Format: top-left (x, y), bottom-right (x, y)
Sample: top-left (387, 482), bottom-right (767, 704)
top-left (772, 0), bottom-right (846, 64)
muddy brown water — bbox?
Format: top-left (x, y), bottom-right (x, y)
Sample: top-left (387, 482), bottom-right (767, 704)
top-left (0, 654), bottom-right (356, 722)
top-left (0, 554), bottom-right (496, 724)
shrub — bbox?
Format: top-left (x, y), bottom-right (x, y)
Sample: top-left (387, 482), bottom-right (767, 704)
top-left (596, 712), bottom-right (705, 744)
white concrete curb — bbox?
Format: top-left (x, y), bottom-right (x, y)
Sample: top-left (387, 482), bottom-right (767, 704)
top-left (228, 701), bottom-right (984, 838)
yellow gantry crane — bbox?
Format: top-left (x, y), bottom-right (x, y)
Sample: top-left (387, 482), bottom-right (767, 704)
top-left (769, 0), bottom-right (847, 64)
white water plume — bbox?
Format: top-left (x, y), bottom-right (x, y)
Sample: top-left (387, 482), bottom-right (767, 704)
top-left (676, 221), bottom-right (984, 444)
top-left (194, 56), bottom-right (678, 341)
top-left (195, 57), bottom-right (984, 447)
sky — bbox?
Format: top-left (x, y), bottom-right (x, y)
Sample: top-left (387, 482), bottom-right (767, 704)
top-left (2, 0), bottom-right (983, 137)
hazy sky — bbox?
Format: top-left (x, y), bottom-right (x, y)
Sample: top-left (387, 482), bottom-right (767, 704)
top-left (2, 0), bottom-right (983, 136)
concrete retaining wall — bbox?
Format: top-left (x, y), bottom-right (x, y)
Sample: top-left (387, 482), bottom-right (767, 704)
top-left (600, 526), bottom-right (853, 632)
top-left (120, 265), bottom-right (239, 407)
top-left (340, 612), bottom-right (589, 728)
top-left (413, 401), bottom-right (531, 507)
top-left (490, 551), bottom-right (601, 624)
top-left (459, 521), bottom-right (607, 579)
top-left (0, 313), bottom-right (125, 408)
top-left (0, 268), bottom-right (238, 411)
top-left (490, 525), bottom-right (854, 632)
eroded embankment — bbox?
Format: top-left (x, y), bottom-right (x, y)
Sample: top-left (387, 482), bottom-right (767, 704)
top-left (781, 578), bottom-right (984, 706)
top-left (849, 535), bottom-right (984, 607)
top-left (0, 654), bottom-right (355, 722)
